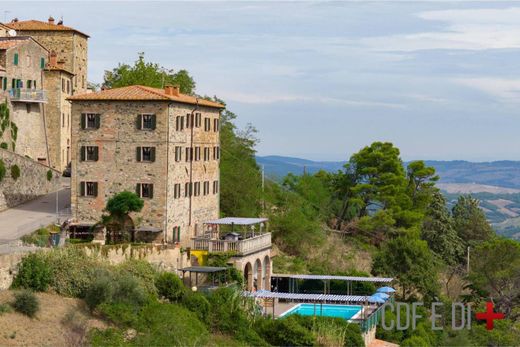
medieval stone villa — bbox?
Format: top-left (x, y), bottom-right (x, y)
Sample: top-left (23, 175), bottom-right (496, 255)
top-left (68, 85), bottom-right (223, 244)
top-left (0, 17), bottom-right (89, 170)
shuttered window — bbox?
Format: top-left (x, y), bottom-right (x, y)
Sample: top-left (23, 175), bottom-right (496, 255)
top-left (136, 183), bottom-right (154, 198)
top-left (80, 146), bottom-right (99, 161)
top-left (40, 57), bottom-right (45, 69)
top-left (13, 53), bottom-right (18, 66)
top-left (136, 114), bottom-right (156, 130)
top-left (80, 181), bottom-right (98, 197)
top-left (81, 113), bottom-right (101, 130)
top-left (136, 147), bottom-right (156, 162)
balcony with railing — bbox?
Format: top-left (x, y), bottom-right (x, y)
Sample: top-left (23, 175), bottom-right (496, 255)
top-left (9, 88), bottom-right (47, 103)
top-left (191, 233), bottom-right (272, 256)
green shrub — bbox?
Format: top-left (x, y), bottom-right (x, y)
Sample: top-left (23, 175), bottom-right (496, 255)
top-left (133, 302), bottom-right (210, 346)
top-left (117, 259), bottom-right (158, 296)
top-left (45, 247), bottom-right (105, 297)
top-left (13, 290), bottom-right (39, 317)
top-left (20, 228), bottom-right (50, 247)
top-left (401, 336), bottom-right (430, 347)
top-left (181, 292), bottom-right (210, 321)
top-left (256, 316), bottom-right (316, 346)
top-left (89, 328), bottom-right (126, 347)
top-left (0, 142), bottom-right (7, 149)
top-left (155, 272), bottom-right (186, 302)
top-left (12, 253), bottom-right (52, 291)
top-left (10, 164), bottom-right (20, 180)
top-left (85, 271), bottom-right (115, 310)
top-left (208, 287), bottom-right (251, 334)
top-left (0, 303), bottom-right (12, 315)
top-left (0, 159), bottom-right (5, 182)
top-left (98, 302), bottom-right (139, 327)
top-left (85, 270), bottom-right (148, 312)
top-left (46, 169), bottom-right (52, 181)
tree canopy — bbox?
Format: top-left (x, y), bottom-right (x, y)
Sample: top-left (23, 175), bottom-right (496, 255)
top-left (103, 52), bottom-right (196, 94)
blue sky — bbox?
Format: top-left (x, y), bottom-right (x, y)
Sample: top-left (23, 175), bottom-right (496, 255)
top-left (5, 1), bottom-right (520, 161)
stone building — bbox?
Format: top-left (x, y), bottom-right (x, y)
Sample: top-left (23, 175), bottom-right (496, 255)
top-left (68, 85), bottom-right (223, 245)
top-left (43, 52), bottom-right (74, 170)
top-left (5, 17), bottom-right (89, 93)
top-left (4, 17), bottom-right (89, 170)
top-left (0, 36), bottom-right (49, 162)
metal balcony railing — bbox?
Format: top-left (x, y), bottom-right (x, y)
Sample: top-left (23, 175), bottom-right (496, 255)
top-left (9, 88), bottom-right (47, 103)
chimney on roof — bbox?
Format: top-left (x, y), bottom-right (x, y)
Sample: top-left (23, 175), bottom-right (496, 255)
top-left (57, 17), bottom-right (63, 25)
top-left (49, 51), bottom-right (57, 67)
top-left (48, 16), bottom-right (55, 25)
top-left (164, 85), bottom-right (180, 97)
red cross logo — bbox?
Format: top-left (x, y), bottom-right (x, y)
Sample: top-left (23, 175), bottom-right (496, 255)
top-left (476, 302), bottom-right (504, 330)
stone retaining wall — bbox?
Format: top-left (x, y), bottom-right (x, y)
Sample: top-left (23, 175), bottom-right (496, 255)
top-left (0, 148), bottom-right (61, 211)
top-left (0, 243), bottom-right (188, 290)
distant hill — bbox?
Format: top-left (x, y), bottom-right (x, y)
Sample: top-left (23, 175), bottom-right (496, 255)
top-left (256, 155), bottom-right (520, 240)
top-left (257, 156), bottom-right (520, 189)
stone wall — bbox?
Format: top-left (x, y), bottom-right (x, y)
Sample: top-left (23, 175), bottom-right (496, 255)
top-left (0, 148), bottom-right (61, 211)
top-left (71, 100), bottom-right (221, 246)
top-left (17, 30), bottom-right (88, 93)
top-left (0, 243), bottom-right (188, 290)
top-left (43, 69), bottom-right (73, 170)
top-left (71, 101), bottom-right (170, 234)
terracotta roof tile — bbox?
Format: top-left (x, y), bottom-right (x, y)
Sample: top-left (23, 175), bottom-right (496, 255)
top-left (5, 20), bottom-right (89, 38)
top-left (67, 85), bottom-right (224, 108)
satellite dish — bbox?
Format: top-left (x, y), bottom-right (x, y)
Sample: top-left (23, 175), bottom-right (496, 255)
top-left (7, 30), bottom-right (16, 37)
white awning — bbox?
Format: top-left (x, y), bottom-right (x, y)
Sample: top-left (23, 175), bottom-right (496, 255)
top-left (204, 217), bottom-right (268, 226)
top-left (244, 290), bottom-right (380, 303)
top-left (272, 273), bottom-right (393, 283)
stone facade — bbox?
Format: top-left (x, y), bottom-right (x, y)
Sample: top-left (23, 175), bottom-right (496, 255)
top-left (0, 37), bottom-right (49, 162)
top-left (0, 148), bottom-right (61, 211)
top-left (7, 19), bottom-right (89, 93)
top-left (4, 18), bottom-right (89, 170)
top-left (70, 90), bottom-right (222, 245)
top-left (43, 64), bottom-right (73, 170)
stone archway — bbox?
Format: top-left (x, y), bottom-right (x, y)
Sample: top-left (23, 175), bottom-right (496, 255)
top-left (254, 259), bottom-right (263, 290)
top-left (263, 255), bottom-right (271, 291)
top-left (105, 215), bottom-right (135, 244)
top-left (244, 262), bottom-right (253, 291)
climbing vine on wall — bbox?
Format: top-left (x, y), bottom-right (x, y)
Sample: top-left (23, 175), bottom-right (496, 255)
top-left (0, 100), bottom-right (18, 151)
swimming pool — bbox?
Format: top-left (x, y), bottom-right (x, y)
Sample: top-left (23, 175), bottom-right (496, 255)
top-left (279, 304), bottom-right (363, 320)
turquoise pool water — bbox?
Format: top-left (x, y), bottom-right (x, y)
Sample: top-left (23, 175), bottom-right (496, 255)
top-left (280, 304), bottom-right (362, 320)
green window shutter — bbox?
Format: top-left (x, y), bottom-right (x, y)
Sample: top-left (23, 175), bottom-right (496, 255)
top-left (149, 184), bottom-right (154, 199)
top-left (27, 80), bottom-right (31, 89)
top-left (94, 147), bottom-right (99, 161)
top-left (95, 115), bottom-right (101, 129)
top-left (33, 80), bottom-right (36, 88)
top-left (80, 114), bottom-right (86, 129)
top-left (136, 184), bottom-right (141, 197)
top-left (3, 78), bottom-right (6, 90)
top-left (151, 147), bottom-right (156, 162)
top-left (80, 146), bottom-right (86, 161)
top-left (136, 147), bottom-right (141, 162)
top-left (177, 227), bottom-right (181, 242)
top-left (152, 115), bottom-right (156, 130)
top-left (40, 57), bottom-right (45, 69)
top-left (11, 79), bottom-right (15, 88)
top-left (93, 183), bottom-right (98, 197)
top-left (80, 182), bottom-right (85, 196)
top-left (136, 115), bottom-right (142, 130)
top-left (13, 53), bottom-right (18, 66)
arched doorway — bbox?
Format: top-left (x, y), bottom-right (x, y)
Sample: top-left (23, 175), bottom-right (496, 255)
top-left (254, 259), bottom-right (263, 290)
top-left (105, 215), bottom-right (135, 244)
top-left (244, 262), bottom-right (253, 291)
top-left (263, 255), bottom-right (271, 291)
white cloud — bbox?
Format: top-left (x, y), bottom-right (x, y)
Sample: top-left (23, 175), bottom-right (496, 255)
top-left (218, 91), bottom-right (406, 109)
top-left (454, 77), bottom-right (520, 101)
top-left (363, 7), bottom-right (520, 51)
